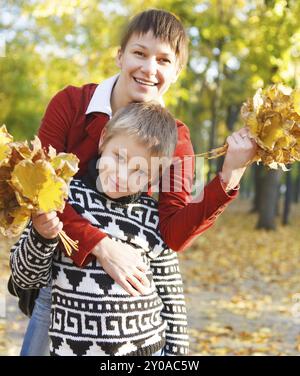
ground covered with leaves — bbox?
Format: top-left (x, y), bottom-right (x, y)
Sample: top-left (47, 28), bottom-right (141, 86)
top-left (180, 199), bottom-right (300, 355)
top-left (0, 199), bottom-right (300, 355)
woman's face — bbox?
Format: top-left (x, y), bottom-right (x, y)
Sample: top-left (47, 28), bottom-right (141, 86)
top-left (114, 31), bottom-right (179, 106)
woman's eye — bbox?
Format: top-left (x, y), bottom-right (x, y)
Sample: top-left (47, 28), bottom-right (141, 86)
top-left (134, 51), bottom-right (144, 56)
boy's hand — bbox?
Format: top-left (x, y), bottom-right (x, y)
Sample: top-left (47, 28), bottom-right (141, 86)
top-left (220, 127), bottom-right (257, 191)
top-left (32, 211), bottom-right (63, 239)
top-left (91, 237), bottom-right (151, 297)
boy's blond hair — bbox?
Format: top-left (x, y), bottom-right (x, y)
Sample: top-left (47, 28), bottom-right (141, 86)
top-left (99, 102), bottom-right (177, 159)
top-left (120, 9), bottom-right (189, 71)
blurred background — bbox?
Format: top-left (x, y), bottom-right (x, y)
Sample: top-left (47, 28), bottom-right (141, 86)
top-left (1, 0), bottom-right (300, 355)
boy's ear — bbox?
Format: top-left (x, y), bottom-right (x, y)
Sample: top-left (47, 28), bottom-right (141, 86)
top-left (98, 128), bottom-right (106, 152)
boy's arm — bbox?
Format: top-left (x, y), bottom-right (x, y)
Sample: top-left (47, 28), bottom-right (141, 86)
top-left (158, 121), bottom-right (238, 251)
top-left (10, 222), bottom-right (58, 289)
top-left (150, 248), bottom-right (189, 356)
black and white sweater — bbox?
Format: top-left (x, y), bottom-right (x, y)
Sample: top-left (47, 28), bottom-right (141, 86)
top-left (10, 160), bottom-right (189, 356)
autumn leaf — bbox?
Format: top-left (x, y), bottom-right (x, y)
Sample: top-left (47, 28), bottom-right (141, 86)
top-left (0, 125), bottom-right (13, 165)
top-left (0, 126), bottom-right (79, 250)
top-left (292, 90), bottom-right (300, 116)
top-left (50, 152), bottom-right (79, 183)
top-left (240, 84), bottom-right (300, 169)
top-left (10, 159), bottom-right (68, 213)
top-left (0, 206), bottom-right (31, 237)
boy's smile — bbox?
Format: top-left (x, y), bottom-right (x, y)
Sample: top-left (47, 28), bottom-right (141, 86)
top-left (111, 31), bottom-right (179, 112)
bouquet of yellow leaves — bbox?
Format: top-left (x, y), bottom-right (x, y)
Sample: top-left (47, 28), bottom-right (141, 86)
top-left (0, 125), bottom-right (79, 255)
top-left (195, 84), bottom-right (300, 171)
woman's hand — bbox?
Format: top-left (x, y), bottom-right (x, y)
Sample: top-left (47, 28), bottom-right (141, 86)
top-left (91, 237), bottom-right (151, 297)
top-left (32, 211), bottom-right (63, 239)
top-left (220, 127), bottom-right (257, 191)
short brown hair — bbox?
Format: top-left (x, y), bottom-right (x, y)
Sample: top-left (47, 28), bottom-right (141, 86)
top-left (120, 9), bottom-right (188, 71)
top-left (100, 102), bottom-right (177, 159)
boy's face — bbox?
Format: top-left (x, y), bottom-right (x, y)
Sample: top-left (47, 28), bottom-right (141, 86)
top-left (97, 133), bottom-right (160, 199)
top-left (115, 31), bottom-right (180, 105)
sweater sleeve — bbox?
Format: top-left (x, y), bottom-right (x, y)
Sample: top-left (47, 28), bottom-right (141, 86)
top-left (158, 121), bottom-right (238, 252)
top-left (150, 248), bottom-right (189, 356)
top-left (38, 87), bottom-right (107, 267)
top-left (9, 222), bottom-right (58, 289)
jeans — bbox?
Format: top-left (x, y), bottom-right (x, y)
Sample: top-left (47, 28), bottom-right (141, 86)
top-left (152, 347), bottom-right (165, 356)
top-left (20, 286), bottom-right (51, 356)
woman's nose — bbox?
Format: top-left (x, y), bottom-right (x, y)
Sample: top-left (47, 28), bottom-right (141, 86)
top-left (141, 57), bottom-right (157, 76)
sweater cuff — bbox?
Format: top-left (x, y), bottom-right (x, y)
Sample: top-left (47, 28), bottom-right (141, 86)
top-left (31, 227), bottom-right (59, 246)
top-left (207, 174), bottom-right (239, 204)
top-left (70, 230), bottom-right (107, 267)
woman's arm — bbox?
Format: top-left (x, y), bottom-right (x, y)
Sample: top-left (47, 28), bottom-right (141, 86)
top-left (37, 87), bottom-right (106, 266)
top-left (37, 87), bottom-right (149, 296)
top-left (150, 248), bottom-right (189, 356)
top-left (159, 122), bottom-right (255, 251)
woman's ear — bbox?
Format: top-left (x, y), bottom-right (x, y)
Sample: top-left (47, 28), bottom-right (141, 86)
top-left (171, 66), bottom-right (181, 84)
top-left (116, 48), bottom-right (123, 69)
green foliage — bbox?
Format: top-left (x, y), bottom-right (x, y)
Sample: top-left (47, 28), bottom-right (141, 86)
top-left (1, 0), bottom-right (300, 158)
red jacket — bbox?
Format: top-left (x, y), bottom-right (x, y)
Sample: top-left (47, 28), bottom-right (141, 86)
top-left (38, 83), bottom-right (238, 266)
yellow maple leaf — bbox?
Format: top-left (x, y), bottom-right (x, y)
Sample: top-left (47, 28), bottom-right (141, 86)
top-left (292, 90), bottom-right (300, 116)
top-left (0, 127), bottom-right (78, 250)
top-left (0, 206), bottom-right (31, 237)
top-left (50, 153), bottom-right (79, 183)
top-left (0, 125), bottom-right (13, 165)
top-left (240, 84), bottom-right (300, 169)
top-left (10, 159), bottom-right (68, 213)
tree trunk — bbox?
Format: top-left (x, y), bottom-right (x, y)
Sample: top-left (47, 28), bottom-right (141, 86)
top-left (293, 163), bottom-right (300, 203)
top-left (207, 39), bottom-right (224, 182)
top-left (207, 92), bottom-right (218, 182)
top-left (226, 104), bottom-right (240, 132)
top-left (251, 164), bottom-right (264, 213)
top-left (256, 169), bottom-right (281, 230)
top-left (216, 104), bottom-right (241, 173)
top-left (282, 166), bottom-right (293, 225)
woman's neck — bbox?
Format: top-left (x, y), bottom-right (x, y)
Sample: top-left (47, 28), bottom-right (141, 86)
top-left (110, 76), bottom-right (129, 115)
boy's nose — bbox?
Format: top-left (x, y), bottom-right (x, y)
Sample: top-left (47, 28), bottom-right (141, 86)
top-left (117, 165), bottom-right (128, 185)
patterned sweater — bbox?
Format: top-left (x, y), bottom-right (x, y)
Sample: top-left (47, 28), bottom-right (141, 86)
top-left (10, 160), bottom-right (189, 356)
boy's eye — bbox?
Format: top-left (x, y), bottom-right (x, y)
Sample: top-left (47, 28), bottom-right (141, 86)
top-left (115, 153), bottom-right (126, 163)
top-left (158, 57), bottom-right (171, 64)
top-left (137, 170), bottom-right (148, 178)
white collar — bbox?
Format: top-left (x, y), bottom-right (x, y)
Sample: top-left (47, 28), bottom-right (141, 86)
top-left (85, 74), bottom-right (119, 117)
top-left (85, 73), bottom-right (165, 117)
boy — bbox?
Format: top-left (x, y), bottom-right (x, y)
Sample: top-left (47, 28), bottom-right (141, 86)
top-left (10, 102), bottom-right (189, 356)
